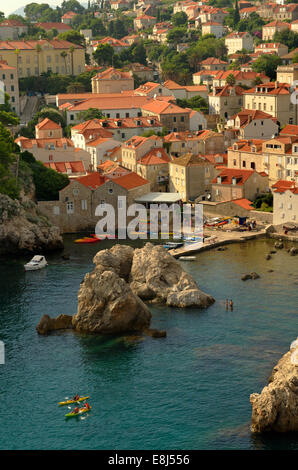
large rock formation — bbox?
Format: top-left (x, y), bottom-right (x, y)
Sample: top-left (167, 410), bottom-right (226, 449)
top-left (250, 339), bottom-right (298, 432)
top-left (72, 243), bottom-right (214, 335)
top-left (0, 193), bottom-right (63, 255)
top-left (130, 243), bottom-right (215, 308)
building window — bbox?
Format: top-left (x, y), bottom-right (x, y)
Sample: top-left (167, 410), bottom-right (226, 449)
top-left (66, 201), bottom-right (74, 214)
top-left (242, 161), bottom-right (246, 167)
top-left (81, 200), bottom-right (87, 210)
top-left (73, 188), bottom-right (79, 196)
top-left (108, 188), bottom-right (113, 194)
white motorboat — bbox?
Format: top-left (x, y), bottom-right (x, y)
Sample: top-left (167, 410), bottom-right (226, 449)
top-left (179, 256), bottom-right (196, 261)
top-left (24, 255), bottom-right (48, 271)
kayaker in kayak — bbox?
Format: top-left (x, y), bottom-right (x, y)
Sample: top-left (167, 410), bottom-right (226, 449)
top-left (73, 394), bottom-right (80, 401)
top-left (73, 406), bottom-right (80, 414)
top-left (84, 402), bottom-right (91, 410)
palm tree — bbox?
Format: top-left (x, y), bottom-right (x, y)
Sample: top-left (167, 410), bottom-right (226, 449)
top-left (69, 46), bottom-right (75, 76)
top-left (35, 44), bottom-right (42, 76)
top-left (60, 51), bottom-right (67, 74)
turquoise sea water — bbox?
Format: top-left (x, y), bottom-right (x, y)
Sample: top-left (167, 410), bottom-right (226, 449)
top-left (0, 236), bottom-right (297, 450)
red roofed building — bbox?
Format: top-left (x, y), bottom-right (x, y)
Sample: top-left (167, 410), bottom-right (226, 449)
top-left (141, 100), bottom-right (190, 132)
top-left (199, 57), bottom-right (228, 71)
top-left (209, 85), bottom-right (245, 119)
top-left (91, 67), bottom-right (134, 94)
top-left (272, 180), bottom-right (298, 225)
top-left (212, 70), bottom-right (269, 88)
top-left (225, 31), bottom-right (254, 55)
top-left (44, 160), bottom-right (87, 177)
top-left (35, 118), bottom-right (63, 139)
top-left (136, 147), bottom-right (170, 191)
top-left (226, 109), bottom-right (279, 140)
top-left (0, 39), bottom-right (85, 77)
top-left (243, 82), bottom-right (296, 126)
top-left (61, 11), bottom-right (77, 25)
top-left (211, 168), bottom-right (269, 202)
top-left (0, 19), bottom-right (28, 40)
top-left (262, 21), bottom-right (290, 41)
top-left (36, 22), bottom-right (72, 33)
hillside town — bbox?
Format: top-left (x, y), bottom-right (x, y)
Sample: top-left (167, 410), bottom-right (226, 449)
top-left (1, 0), bottom-right (298, 235)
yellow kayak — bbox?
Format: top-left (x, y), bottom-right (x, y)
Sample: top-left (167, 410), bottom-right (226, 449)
top-left (65, 406), bottom-right (92, 418)
top-left (58, 396), bottom-right (90, 406)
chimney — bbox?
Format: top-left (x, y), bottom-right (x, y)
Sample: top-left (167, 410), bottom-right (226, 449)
top-left (275, 81), bottom-right (279, 88)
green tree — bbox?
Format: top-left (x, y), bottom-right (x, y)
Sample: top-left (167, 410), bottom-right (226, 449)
top-left (93, 43), bottom-right (114, 66)
top-left (252, 54), bottom-right (282, 80)
top-left (77, 108), bottom-right (105, 121)
top-left (58, 30), bottom-right (85, 46)
top-left (273, 29), bottom-right (298, 51)
top-left (20, 151), bottom-right (69, 201)
top-left (60, 51), bottom-right (68, 74)
top-left (233, 0), bottom-right (240, 27)
top-left (226, 73), bottom-right (236, 86)
top-left (66, 82), bottom-right (85, 93)
top-left (171, 11), bottom-right (188, 27)
top-left (61, 0), bottom-right (85, 14)
top-left (167, 27), bottom-right (187, 45)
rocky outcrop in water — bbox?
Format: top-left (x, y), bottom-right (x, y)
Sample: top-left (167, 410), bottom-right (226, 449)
top-left (72, 243), bottom-right (214, 335)
top-left (250, 339), bottom-right (298, 433)
top-left (36, 314), bottom-right (73, 335)
top-left (0, 193), bottom-right (63, 255)
top-left (129, 243), bottom-right (214, 308)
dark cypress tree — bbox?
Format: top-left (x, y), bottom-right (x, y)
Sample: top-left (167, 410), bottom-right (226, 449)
top-left (234, 0), bottom-right (240, 27)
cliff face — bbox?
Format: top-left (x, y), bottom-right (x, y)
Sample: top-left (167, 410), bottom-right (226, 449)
top-left (250, 339), bottom-right (298, 433)
top-left (72, 243), bottom-right (215, 335)
top-left (0, 193), bottom-right (63, 255)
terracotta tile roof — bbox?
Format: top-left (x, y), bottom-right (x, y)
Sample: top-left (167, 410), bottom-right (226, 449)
top-left (113, 172), bottom-right (150, 189)
top-left (76, 173), bottom-right (107, 190)
top-left (36, 118), bottom-right (61, 130)
top-left (36, 22), bottom-right (72, 31)
top-left (232, 198), bottom-right (254, 210)
top-left (263, 20), bottom-right (290, 28)
top-left (243, 82), bottom-right (291, 96)
top-left (210, 85), bottom-right (245, 97)
top-left (93, 67), bottom-right (132, 80)
top-left (67, 95), bottom-right (150, 111)
top-left (226, 31), bottom-right (251, 39)
top-left (141, 100), bottom-right (188, 115)
top-left (138, 148), bottom-right (170, 165)
top-left (163, 80), bottom-right (184, 90)
top-left (0, 60), bottom-right (16, 70)
top-left (0, 19), bottom-right (26, 27)
top-left (200, 57), bottom-right (228, 65)
top-left (44, 161), bottom-right (85, 174)
top-left (272, 180), bottom-right (298, 194)
top-left (15, 136), bottom-right (73, 149)
top-left (171, 153), bottom-right (211, 167)
top-left (0, 39), bottom-right (83, 50)
top-left (280, 124), bottom-right (298, 136)
top-left (212, 168), bottom-right (267, 185)
top-left (230, 109), bottom-right (277, 126)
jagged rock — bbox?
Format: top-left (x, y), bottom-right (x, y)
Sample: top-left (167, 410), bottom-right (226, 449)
top-left (270, 250), bottom-right (276, 254)
top-left (36, 314), bottom-right (73, 335)
top-left (251, 272), bottom-right (260, 279)
top-left (265, 254), bottom-right (271, 260)
top-left (144, 328), bottom-right (167, 338)
top-left (0, 193), bottom-right (63, 255)
top-left (275, 242), bottom-right (284, 249)
top-left (289, 247), bottom-right (298, 256)
top-left (72, 269), bottom-right (151, 334)
top-left (242, 273), bottom-right (260, 280)
top-left (250, 339), bottom-right (298, 433)
top-left (130, 243), bottom-right (214, 308)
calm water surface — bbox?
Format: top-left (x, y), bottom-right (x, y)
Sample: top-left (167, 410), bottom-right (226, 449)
top-left (0, 236), bottom-right (297, 450)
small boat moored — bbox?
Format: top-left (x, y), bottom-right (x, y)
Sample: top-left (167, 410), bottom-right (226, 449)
top-left (24, 255), bottom-right (48, 271)
top-left (178, 256), bottom-right (196, 261)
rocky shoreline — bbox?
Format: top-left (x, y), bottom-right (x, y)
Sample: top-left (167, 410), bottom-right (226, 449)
top-left (0, 193), bottom-right (63, 255)
top-left (250, 339), bottom-right (298, 433)
top-left (36, 243), bottom-right (214, 336)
